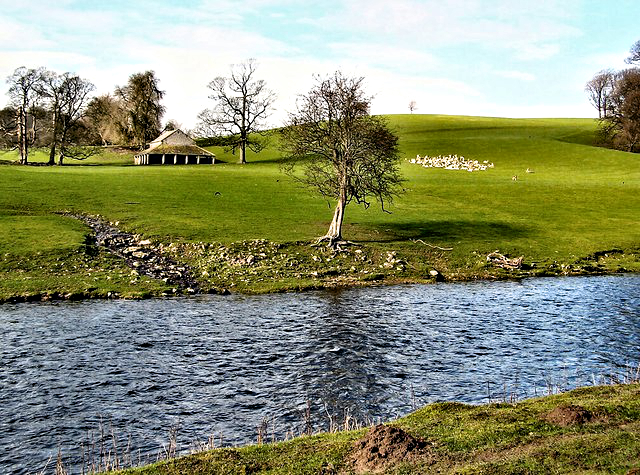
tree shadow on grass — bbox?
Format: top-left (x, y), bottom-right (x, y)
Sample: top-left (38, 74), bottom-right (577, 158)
top-left (357, 220), bottom-right (532, 244)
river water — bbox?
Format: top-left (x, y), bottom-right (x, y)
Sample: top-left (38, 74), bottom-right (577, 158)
top-left (1, 275), bottom-right (639, 473)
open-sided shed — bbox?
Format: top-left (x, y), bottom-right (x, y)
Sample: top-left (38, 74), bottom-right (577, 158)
top-left (134, 129), bottom-right (215, 165)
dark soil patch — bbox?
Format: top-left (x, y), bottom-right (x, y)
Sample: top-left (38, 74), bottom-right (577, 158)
top-left (350, 424), bottom-right (432, 474)
top-left (543, 404), bottom-right (594, 427)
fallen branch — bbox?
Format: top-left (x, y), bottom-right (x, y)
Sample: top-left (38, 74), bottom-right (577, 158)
top-left (486, 251), bottom-right (523, 269)
top-left (412, 239), bottom-right (453, 251)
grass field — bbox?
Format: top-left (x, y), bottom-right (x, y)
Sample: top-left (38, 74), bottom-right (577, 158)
top-left (0, 115), bottom-right (638, 299)
top-left (111, 383), bottom-right (640, 474)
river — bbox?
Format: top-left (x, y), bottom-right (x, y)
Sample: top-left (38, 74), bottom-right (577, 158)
top-left (1, 275), bottom-right (639, 473)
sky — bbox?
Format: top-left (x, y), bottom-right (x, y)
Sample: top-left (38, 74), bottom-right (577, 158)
top-left (1, 0), bottom-right (638, 129)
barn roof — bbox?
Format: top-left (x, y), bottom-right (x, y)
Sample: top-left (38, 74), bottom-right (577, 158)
top-left (152, 129), bottom-right (180, 143)
top-left (135, 129), bottom-right (215, 158)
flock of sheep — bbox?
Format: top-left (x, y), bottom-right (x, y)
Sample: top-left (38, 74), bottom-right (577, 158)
top-left (409, 154), bottom-right (494, 172)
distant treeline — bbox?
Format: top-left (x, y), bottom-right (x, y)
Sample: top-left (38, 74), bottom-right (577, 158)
top-left (585, 39), bottom-right (640, 153)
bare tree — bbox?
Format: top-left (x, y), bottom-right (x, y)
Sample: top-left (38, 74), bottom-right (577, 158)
top-left (42, 71), bottom-right (95, 164)
top-left (196, 59), bottom-right (275, 164)
top-left (5, 67), bottom-right (46, 164)
top-left (115, 71), bottom-right (165, 148)
top-left (0, 107), bottom-right (16, 149)
top-left (85, 94), bottom-right (125, 146)
top-left (626, 39), bottom-right (640, 65)
top-left (585, 69), bottom-right (615, 119)
top-left (408, 100), bottom-right (417, 114)
top-left (163, 119), bottom-right (182, 131)
top-left (604, 68), bottom-right (640, 152)
top-left (42, 70), bottom-right (64, 164)
top-left (56, 75), bottom-right (95, 164)
top-left (281, 72), bottom-right (403, 246)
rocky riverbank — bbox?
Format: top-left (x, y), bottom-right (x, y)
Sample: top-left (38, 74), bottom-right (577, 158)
top-left (1, 213), bottom-right (637, 304)
top-left (66, 213), bottom-right (202, 293)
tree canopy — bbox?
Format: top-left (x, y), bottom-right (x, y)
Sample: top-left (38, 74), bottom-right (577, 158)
top-left (605, 68), bottom-right (640, 152)
top-left (281, 72), bottom-right (403, 245)
top-left (585, 69), bottom-right (615, 119)
top-left (627, 39), bottom-right (640, 65)
top-left (6, 67), bottom-right (46, 164)
top-left (115, 70), bottom-right (165, 149)
top-left (588, 41), bottom-right (640, 152)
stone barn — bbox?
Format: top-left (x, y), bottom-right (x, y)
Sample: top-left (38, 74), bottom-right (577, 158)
top-left (134, 129), bottom-right (215, 165)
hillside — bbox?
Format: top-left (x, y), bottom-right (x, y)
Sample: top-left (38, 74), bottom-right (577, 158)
top-left (0, 115), bottom-right (638, 299)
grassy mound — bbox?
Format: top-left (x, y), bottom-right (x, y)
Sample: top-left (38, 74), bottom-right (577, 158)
top-left (0, 115), bottom-right (638, 299)
top-left (111, 383), bottom-right (640, 474)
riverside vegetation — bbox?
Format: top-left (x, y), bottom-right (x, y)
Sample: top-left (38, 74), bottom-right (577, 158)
top-left (0, 114), bottom-right (639, 301)
top-left (89, 383), bottom-right (640, 474)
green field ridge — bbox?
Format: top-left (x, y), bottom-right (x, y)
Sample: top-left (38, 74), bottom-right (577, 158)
top-left (0, 115), bottom-right (638, 300)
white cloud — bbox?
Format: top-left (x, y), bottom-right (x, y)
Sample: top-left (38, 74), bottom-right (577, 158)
top-left (584, 51), bottom-right (631, 72)
top-left (315, 0), bottom-right (581, 61)
top-left (327, 42), bottom-right (439, 72)
top-left (0, 0), bottom-right (609, 125)
top-left (494, 70), bottom-right (536, 81)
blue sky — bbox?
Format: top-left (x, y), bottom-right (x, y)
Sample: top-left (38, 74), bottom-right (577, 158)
top-left (1, 0), bottom-right (638, 128)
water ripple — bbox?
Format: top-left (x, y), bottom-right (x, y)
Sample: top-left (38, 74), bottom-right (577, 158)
top-left (0, 275), bottom-right (639, 474)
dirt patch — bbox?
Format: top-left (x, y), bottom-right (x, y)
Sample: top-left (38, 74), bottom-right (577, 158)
top-left (350, 425), bottom-right (431, 474)
top-left (543, 404), bottom-right (594, 427)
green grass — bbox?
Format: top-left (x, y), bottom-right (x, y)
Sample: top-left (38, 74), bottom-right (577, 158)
top-left (110, 383), bottom-right (640, 474)
top-left (0, 115), bottom-right (638, 299)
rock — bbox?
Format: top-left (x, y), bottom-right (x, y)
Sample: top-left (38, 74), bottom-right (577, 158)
top-left (64, 213), bottom-right (202, 294)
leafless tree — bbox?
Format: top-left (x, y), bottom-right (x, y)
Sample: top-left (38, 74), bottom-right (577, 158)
top-left (585, 69), bottom-right (616, 119)
top-left (626, 39), bottom-right (640, 65)
top-left (196, 59), bottom-right (275, 164)
top-left (42, 70), bottom-right (65, 164)
top-left (281, 72), bottom-right (403, 246)
top-left (408, 100), bottom-right (417, 114)
top-left (85, 94), bottom-right (125, 146)
top-left (5, 67), bottom-right (46, 164)
top-left (0, 107), bottom-right (16, 149)
top-left (604, 68), bottom-right (640, 152)
top-left (163, 119), bottom-right (182, 131)
top-left (43, 71), bottom-right (95, 164)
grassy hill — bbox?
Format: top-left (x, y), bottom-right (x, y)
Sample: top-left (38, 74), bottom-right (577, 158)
top-left (0, 115), bottom-right (638, 299)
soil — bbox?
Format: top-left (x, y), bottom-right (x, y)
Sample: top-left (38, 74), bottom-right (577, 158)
top-left (543, 404), bottom-right (594, 427)
top-left (350, 424), bottom-right (431, 474)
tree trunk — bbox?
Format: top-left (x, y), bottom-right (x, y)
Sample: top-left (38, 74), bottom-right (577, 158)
top-left (325, 197), bottom-right (345, 242)
top-left (240, 141), bottom-right (246, 164)
top-left (49, 112), bottom-right (58, 165)
top-left (18, 106), bottom-right (28, 164)
top-left (58, 128), bottom-right (68, 166)
top-left (323, 174), bottom-right (347, 244)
